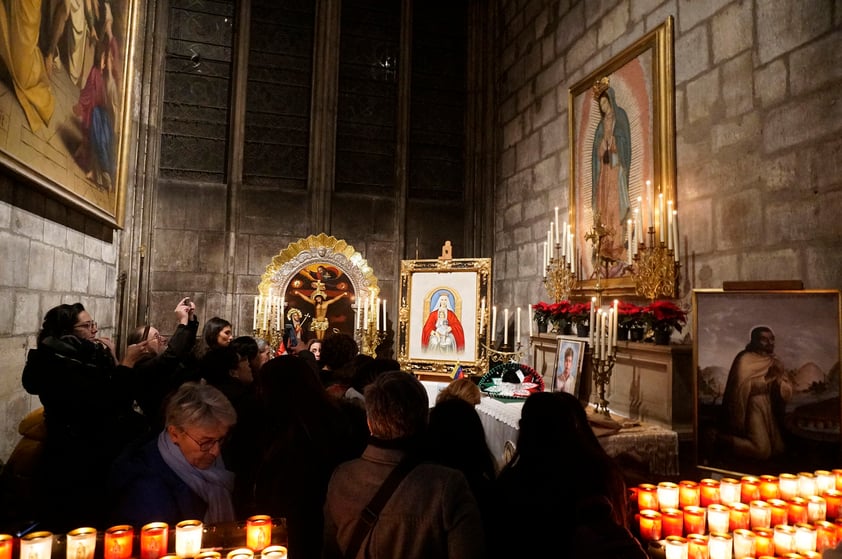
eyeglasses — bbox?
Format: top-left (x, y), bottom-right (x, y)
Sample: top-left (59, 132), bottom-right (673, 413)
top-left (74, 321), bottom-right (97, 330)
top-left (180, 429), bottom-right (228, 453)
top-left (149, 332), bottom-right (167, 343)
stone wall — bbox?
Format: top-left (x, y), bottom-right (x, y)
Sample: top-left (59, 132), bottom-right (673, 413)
top-left (493, 0), bottom-right (842, 342)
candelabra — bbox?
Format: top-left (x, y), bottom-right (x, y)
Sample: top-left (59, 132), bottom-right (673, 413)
top-left (252, 295), bottom-right (284, 350)
top-left (633, 226), bottom-right (681, 300)
top-left (591, 349), bottom-right (618, 419)
top-left (356, 309), bottom-right (383, 357)
top-left (482, 342), bottom-right (524, 369)
top-left (543, 245), bottom-right (578, 303)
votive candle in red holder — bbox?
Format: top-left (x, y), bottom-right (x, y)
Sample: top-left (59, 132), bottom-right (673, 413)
top-left (245, 515), bottom-right (272, 551)
top-left (680, 480), bottom-right (701, 509)
top-left (719, 478), bottom-right (741, 506)
top-left (687, 534), bottom-right (709, 559)
top-left (659, 482), bottom-right (680, 511)
top-left (662, 508), bottom-right (684, 537)
top-left (824, 489), bottom-right (842, 520)
top-left (684, 506), bottom-right (707, 535)
top-left (638, 483), bottom-right (659, 511)
top-left (779, 473), bottom-right (799, 501)
top-left (729, 502), bottom-right (750, 531)
top-left (815, 470), bottom-right (835, 494)
top-left (768, 498), bottom-right (788, 527)
top-left (140, 523), bottom-right (168, 559)
top-left (707, 504), bottom-right (731, 535)
top-left (788, 497), bottom-right (808, 525)
top-left (740, 476), bottom-right (760, 504)
top-left (0, 534), bottom-right (12, 559)
top-left (759, 475), bottom-right (780, 500)
top-left (749, 500), bottom-right (772, 529)
top-left (639, 509), bottom-right (663, 541)
top-left (815, 520), bottom-right (838, 552)
top-left (754, 527), bottom-right (775, 557)
top-left (104, 525), bottom-right (134, 559)
top-left (700, 479), bottom-right (720, 507)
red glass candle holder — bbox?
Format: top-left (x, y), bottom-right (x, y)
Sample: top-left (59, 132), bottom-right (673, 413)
top-left (815, 520), bottom-right (838, 552)
top-left (729, 502), bottom-right (750, 531)
top-left (0, 534), bottom-right (12, 559)
top-left (700, 479), bottom-right (721, 507)
top-left (759, 475), bottom-right (780, 500)
top-left (104, 525), bottom-right (134, 559)
top-left (687, 534), bottom-right (708, 559)
top-left (754, 527), bottom-right (775, 557)
top-left (768, 498), bottom-right (788, 527)
top-left (684, 506), bottom-right (706, 536)
top-left (833, 469), bottom-right (842, 491)
top-left (638, 483), bottom-right (659, 511)
top-left (740, 476), bottom-right (760, 504)
top-left (639, 510), bottom-right (662, 541)
top-left (788, 497), bottom-right (808, 525)
top-left (680, 480), bottom-right (700, 509)
top-left (824, 489), bottom-right (842, 520)
top-left (662, 508), bottom-right (684, 538)
top-left (140, 523), bottom-right (168, 559)
top-left (245, 515), bottom-right (272, 551)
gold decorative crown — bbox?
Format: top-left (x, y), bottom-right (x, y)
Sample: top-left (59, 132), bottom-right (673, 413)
top-left (311, 281), bottom-right (327, 299)
top-left (592, 76), bottom-right (610, 100)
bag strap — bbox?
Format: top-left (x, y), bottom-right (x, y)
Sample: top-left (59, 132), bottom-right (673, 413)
top-left (344, 455), bottom-right (419, 558)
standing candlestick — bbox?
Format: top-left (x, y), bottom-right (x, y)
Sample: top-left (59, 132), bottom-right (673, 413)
top-left (503, 308), bottom-right (509, 346)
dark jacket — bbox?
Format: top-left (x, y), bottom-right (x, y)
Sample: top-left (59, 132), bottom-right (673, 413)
top-left (109, 437), bottom-right (207, 527)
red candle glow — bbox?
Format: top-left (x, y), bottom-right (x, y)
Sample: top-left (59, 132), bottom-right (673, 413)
top-left (768, 498), bottom-right (788, 527)
top-left (729, 502), bottom-right (750, 531)
top-left (140, 523), bottom-right (168, 559)
top-left (833, 469), bottom-right (842, 490)
top-left (825, 489), bottom-right (842, 520)
top-left (639, 510), bottom-right (662, 541)
top-left (754, 527), bottom-right (775, 557)
top-left (104, 525), bottom-right (134, 559)
top-left (788, 497), bottom-right (808, 525)
top-left (245, 515), bottom-right (272, 551)
top-left (816, 520), bottom-right (838, 552)
top-left (638, 483), bottom-right (659, 511)
top-left (687, 534), bottom-right (708, 559)
top-left (680, 480), bottom-right (701, 509)
top-left (740, 476), bottom-right (760, 504)
top-left (684, 506), bottom-right (706, 535)
top-left (662, 508), bottom-right (684, 538)
top-left (0, 534), bottom-right (12, 559)
top-left (700, 479), bottom-right (721, 507)
top-left (759, 475), bottom-right (780, 500)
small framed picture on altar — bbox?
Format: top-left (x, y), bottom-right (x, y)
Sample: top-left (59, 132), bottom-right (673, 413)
top-left (693, 288), bottom-right (842, 476)
top-left (397, 258), bottom-right (492, 379)
top-left (553, 337), bottom-right (585, 397)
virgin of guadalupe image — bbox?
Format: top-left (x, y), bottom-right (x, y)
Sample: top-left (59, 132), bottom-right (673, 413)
top-left (591, 77), bottom-right (631, 276)
top-left (421, 291), bottom-right (466, 354)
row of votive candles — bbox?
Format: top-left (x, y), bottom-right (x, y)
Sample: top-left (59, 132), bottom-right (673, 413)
top-left (634, 471), bottom-right (842, 558)
top-left (0, 517), bottom-right (285, 559)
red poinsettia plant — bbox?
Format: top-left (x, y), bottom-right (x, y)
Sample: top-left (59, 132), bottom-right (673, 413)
top-left (616, 301), bottom-right (646, 328)
top-left (533, 300), bottom-right (573, 329)
top-left (567, 301), bottom-right (592, 326)
top-left (642, 299), bottom-right (688, 332)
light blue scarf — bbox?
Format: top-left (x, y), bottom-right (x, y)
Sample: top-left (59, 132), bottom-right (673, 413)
top-left (157, 430), bottom-right (236, 523)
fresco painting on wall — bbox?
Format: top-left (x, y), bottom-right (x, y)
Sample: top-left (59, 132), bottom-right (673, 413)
top-left (693, 289), bottom-right (842, 476)
top-left (568, 16), bottom-right (675, 296)
top-left (0, 0), bottom-right (137, 226)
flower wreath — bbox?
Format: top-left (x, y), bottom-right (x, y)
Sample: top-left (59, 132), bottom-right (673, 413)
top-left (478, 362), bottom-right (544, 399)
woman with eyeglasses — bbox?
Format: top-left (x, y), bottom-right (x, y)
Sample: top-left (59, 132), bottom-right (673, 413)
top-left (109, 381), bottom-right (237, 527)
top-left (21, 302), bottom-right (149, 532)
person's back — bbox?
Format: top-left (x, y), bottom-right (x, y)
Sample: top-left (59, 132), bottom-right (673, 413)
top-left (323, 370), bottom-right (486, 559)
top-left (493, 392), bottom-right (644, 558)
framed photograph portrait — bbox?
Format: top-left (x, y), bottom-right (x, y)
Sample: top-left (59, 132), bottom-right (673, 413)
top-left (693, 289), bottom-right (842, 476)
top-left (553, 337), bottom-right (585, 397)
top-left (398, 258), bottom-right (492, 378)
top-left (0, 0), bottom-right (139, 226)
top-left (568, 16), bottom-right (675, 296)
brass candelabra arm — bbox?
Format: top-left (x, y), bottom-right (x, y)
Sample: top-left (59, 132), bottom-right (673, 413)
top-left (590, 351), bottom-right (617, 418)
top-left (543, 259), bottom-right (578, 303)
top-left (632, 233), bottom-right (681, 300)
top-left (481, 342), bottom-right (524, 367)
top-left (357, 322), bottom-right (383, 357)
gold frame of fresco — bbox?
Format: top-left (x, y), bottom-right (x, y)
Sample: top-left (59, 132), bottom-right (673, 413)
top-left (568, 16), bottom-right (675, 297)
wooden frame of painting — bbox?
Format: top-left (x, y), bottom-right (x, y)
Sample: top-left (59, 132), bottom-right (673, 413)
top-left (0, 0), bottom-right (139, 227)
top-left (397, 258), bottom-right (492, 379)
top-left (693, 288), bottom-right (842, 476)
top-left (568, 16), bottom-right (675, 297)
top-left (257, 234), bottom-right (379, 351)
top-left (553, 336), bottom-right (585, 398)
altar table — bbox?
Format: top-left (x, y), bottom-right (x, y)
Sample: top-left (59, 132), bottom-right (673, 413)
top-left (476, 397), bottom-right (680, 476)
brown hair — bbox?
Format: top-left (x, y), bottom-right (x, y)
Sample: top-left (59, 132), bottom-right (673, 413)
top-left (435, 377), bottom-right (482, 406)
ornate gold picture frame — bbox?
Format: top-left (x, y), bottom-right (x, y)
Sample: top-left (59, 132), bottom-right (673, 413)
top-left (568, 16), bottom-right (675, 297)
top-left (0, 0), bottom-right (139, 227)
top-left (398, 258), bottom-right (492, 379)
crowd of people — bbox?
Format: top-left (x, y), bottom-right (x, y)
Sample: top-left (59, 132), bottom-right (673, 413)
top-left (1, 298), bottom-right (648, 558)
